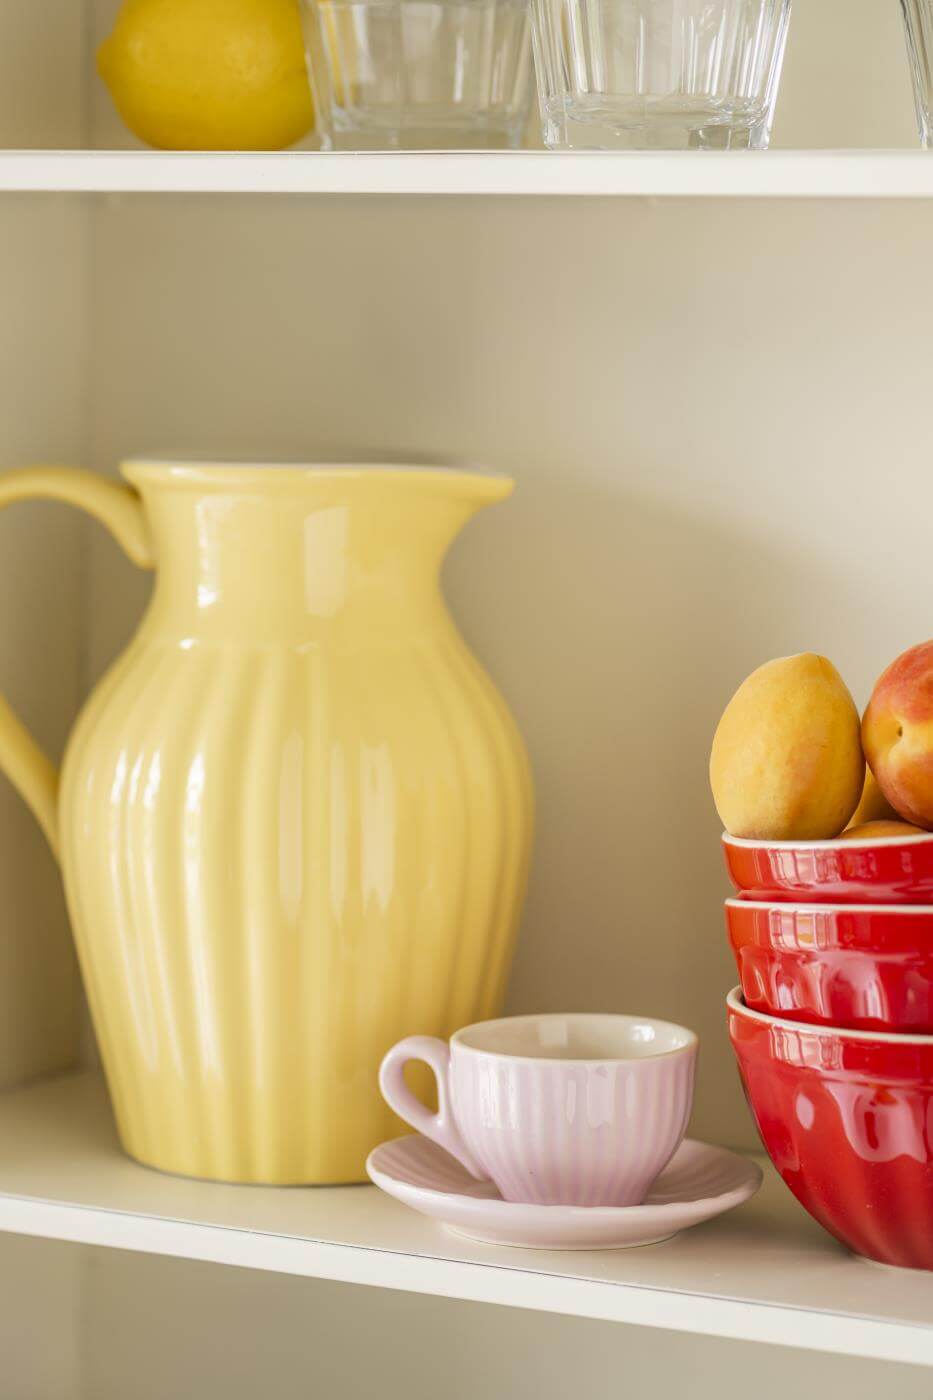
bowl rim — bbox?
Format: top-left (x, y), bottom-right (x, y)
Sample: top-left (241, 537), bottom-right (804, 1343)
top-left (725, 896), bottom-right (933, 916)
top-left (726, 985), bottom-right (933, 1045)
top-left (722, 830), bottom-right (933, 852)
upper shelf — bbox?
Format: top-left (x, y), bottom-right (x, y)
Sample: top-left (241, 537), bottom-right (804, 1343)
top-left (1, 1072), bottom-right (932, 1367)
top-left (3, 149), bottom-right (933, 197)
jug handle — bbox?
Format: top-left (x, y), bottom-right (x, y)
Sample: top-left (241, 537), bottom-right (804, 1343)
top-left (0, 467), bottom-right (154, 860)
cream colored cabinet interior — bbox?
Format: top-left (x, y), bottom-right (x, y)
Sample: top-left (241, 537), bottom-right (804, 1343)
top-left (3, 1), bottom-right (933, 1396)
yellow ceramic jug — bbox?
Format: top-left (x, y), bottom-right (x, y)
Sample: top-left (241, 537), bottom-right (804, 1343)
top-left (0, 462), bottom-right (533, 1183)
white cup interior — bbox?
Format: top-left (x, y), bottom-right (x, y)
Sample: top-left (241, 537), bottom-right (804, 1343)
top-left (453, 1012), bottom-right (696, 1061)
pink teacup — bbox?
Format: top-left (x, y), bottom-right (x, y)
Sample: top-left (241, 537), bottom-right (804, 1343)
top-left (379, 1012), bottom-right (698, 1207)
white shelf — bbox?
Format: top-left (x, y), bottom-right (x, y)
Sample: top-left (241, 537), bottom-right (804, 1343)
top-left (0, 1074), bottom-right (932, 1366)
top-left (1, 149), bottom-right (933, 197)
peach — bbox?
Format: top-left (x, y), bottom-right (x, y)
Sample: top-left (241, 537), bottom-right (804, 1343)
top-left (863, 640), bottom-right (933, 830)
top-left (840, 820), bottom-right (926, 840)
top-left (710, 654), bottom-right (864, 840)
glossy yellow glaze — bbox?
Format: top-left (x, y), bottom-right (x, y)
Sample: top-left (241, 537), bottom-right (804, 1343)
top-left (0, 463), bottom-right (533, 1183)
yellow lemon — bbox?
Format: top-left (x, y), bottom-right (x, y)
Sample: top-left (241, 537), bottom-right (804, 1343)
top-left (98, 0), bottom-right (315, 151)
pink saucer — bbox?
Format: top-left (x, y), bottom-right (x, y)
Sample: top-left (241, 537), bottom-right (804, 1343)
top-left (366, 1135), bottom-right (761, 1250)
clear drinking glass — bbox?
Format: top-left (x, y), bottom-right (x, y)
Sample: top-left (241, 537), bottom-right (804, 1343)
top-left (530, 0), bottom-right (792, 150)
top-left (901, 0), bottom-right (933, 147)
top-left (302, 0), bottom-right (534, 149)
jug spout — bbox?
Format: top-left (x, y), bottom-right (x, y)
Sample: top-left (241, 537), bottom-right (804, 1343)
top-left (393, 466), bottom-right (515, 555)
top-left (122, 462), bottom-right (514, 638)
top-left (423, 467), bottom-right (515, 509)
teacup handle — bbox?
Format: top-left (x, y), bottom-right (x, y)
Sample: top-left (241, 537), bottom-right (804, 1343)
top-left (379, 1036), bottom-right (486, 1180)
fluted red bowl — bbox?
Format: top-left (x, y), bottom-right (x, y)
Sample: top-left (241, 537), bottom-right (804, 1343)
top-left (723, 831), bottom-right (933, 904)
top-left (726, 899), bottom-right (933, 1034)
top-left (728, 987), bottom-right (933, 1270)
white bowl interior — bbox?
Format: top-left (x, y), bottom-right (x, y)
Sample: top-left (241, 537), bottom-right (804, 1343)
top-left (725, 896), bottom-right (933, 914)
top-left (725, 985), bottom-right (933, 1045)
top-left (454, 1012), bottom-right (696, 1061)
top-left (722, 830), bottom-right (933, 852)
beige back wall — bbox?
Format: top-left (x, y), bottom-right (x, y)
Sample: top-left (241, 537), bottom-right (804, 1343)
top-left (0, 0), bottom-right (88, 149)
top-left (0, 0), bottom-right (915, 1133)
top-left (0, 1), bottom-right (90, 1086)
top-left (84, 192), bottom-right (933, 1148)
top-left (0, 199), bottom-right (87, 1087)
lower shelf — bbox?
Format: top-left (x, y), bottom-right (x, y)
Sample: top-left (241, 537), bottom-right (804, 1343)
top-left (0, 1072), bottom-right (930, 1366)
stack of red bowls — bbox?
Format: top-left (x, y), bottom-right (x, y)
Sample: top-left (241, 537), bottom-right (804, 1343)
top-left (723, 829), bottom-right (933, 1270)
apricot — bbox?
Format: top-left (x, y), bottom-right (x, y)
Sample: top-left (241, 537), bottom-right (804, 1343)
top-left (840, 820), bottom-right (926, 840)
top-left (710, 654), bottom-right (863, 840)
top-left (845, 769), bottom-right (898, 828)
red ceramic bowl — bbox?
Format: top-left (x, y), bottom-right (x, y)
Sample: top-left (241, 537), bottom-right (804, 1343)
top-left (723, 830), bottom-right (933, 904)
top-left (726, 899), bottom-right (933, 1034)
top-left (728, 987), bottom-right (933, 1270)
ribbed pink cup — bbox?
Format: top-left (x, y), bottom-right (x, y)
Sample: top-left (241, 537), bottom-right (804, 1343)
top-left (379, 1013), bottom-right (698, 1206)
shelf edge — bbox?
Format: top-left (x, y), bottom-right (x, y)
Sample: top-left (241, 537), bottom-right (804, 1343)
top-left (1, 150), bottom-right (933, 197)
top-left (1, 1193), bottom-right (931, 1365)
